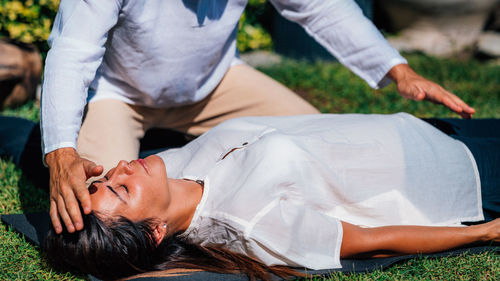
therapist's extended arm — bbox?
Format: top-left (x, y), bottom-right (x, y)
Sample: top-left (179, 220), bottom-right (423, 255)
top-left (340, 219), bottom-right (500, 258)
top-left (42, 0), bottom-right (122, 234)
top-left (269, 0), bottom-right (474, 118)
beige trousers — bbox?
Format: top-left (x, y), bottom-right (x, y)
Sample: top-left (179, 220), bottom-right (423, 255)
top-left (77, 64), bottom-right (319, 173)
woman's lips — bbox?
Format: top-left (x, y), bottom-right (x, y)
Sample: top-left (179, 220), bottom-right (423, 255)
top-left (137, 158), bottom-right (149, 174)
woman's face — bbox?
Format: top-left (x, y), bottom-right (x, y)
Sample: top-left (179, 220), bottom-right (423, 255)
top-left (89, 155), bottom-right (170, 222)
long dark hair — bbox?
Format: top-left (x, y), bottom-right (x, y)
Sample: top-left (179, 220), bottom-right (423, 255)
top-left (43, 212), bottom-right (302, 280)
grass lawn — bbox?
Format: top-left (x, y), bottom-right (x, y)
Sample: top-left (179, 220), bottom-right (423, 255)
top-left (0, 54), bottom-right (499, 280)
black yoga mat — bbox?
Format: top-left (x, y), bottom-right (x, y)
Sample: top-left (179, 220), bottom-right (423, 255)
top-left (2, 213), bottom-right (499, 281)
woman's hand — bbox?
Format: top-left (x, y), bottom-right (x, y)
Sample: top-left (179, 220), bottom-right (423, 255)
top-left (480, 218), bottom-right (500, 242)
top-left (388, 64), bottom-right (475, 119)
top-left (45, 148), bottom-right (103, 234)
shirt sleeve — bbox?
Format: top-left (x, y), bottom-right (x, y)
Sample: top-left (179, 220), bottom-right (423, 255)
top-left (268, 0), bottom-right (407, 88)
top-left (247, 198), bottom-right (343, 270)
top-left (40, 0), bottom-right (123, 157)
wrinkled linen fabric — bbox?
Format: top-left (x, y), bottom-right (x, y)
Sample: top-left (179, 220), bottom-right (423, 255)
top-left (41, 0), bottom-right (406, 155)
top-left (158, 113), bottom-right (482, 270)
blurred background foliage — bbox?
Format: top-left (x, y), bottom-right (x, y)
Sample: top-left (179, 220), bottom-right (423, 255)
top-left (237, 0), bottom-right (273, 53)
top-left (0, 0), bottom-right (59, 56)
top-left (0, 0), bottom-right (272, 55)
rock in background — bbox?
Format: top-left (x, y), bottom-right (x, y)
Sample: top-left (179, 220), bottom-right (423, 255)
top-left (0, 39), bottom-right (42, 109)
top-left (379, 0), bottom-right (500, 58)
top-left (477, 31), bottom-right (500, 57)
top-left (477, 5), bottom-right (500, 58)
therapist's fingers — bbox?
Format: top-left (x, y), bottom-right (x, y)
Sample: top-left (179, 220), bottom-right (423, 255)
top-left (389, 63), bottom-right (475, 119)
top-left (421, 85), bottom-right (475, 119)
top-left (57, 194), bottom-right (75, 233)
top-left (64, 187), bottom-right (85, 231)
top-left (81, 161), bottom-right (103, 214)
top-left (49, 199), bottom-right (62, 234)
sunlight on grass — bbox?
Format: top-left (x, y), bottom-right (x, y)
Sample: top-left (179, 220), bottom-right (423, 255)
top-left (259, 54), bottom-right (500, 118)
top-left (1, 100), bottom-right (40, 122)
top-left (314, 252), bottom-right (500, 281)
top-left (0, 159), bottom-right (83, 280)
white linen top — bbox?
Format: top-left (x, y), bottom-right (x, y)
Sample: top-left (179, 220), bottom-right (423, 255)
top-left (40, 0), bottom-right (407, 155)
top-left (157, 113), bottom-right (482, 270)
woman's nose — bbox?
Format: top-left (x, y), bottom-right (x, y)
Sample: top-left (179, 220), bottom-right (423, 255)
top-left (116, 160), bottom-right (134, 175)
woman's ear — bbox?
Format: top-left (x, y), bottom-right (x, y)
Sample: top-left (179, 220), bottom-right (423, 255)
top-left (152, 223), bottom-right (168, 246)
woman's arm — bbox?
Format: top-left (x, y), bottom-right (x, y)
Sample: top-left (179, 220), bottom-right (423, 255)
top-left (340, 219), bottom-right (500, 258)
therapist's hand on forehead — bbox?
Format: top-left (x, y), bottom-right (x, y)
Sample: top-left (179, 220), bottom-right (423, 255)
top-left (45, 147), bottom-right (103, 234)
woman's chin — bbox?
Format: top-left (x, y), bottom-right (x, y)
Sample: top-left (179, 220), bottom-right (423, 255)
top-left (144, 155), bottom-right (169, 181)
top-left (144, 155), bottom-right (163, 169)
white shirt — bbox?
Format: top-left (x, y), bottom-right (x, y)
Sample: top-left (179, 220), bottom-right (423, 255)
top-left (40, 0), bottom-right (407, 155)
top-left (158, 113), bottom-right (482, 270)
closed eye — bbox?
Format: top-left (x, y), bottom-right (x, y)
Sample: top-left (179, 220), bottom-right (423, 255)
top-left (102, 175), bottom-right (127, 203)
top-left (106, 185), bottom-right (126, 203)
top-left (121, 185), bottom-right (128, 192)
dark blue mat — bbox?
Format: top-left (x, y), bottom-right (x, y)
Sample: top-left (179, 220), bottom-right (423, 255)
top-left (2, 213), bottom-right (499, 280)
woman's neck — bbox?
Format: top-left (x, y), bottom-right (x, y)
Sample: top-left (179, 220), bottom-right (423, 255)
top-left (164, 178), bottom-right (203, 234)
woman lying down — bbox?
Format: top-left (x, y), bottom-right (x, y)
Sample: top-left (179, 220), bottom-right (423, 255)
top-left (43, 112), bottom-right (500, 280)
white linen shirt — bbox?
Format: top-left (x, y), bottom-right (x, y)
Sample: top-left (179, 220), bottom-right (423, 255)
top-left (40, 0), bottom-right (407, 155)
top-left (158, 113), bottom-right (482, 270)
